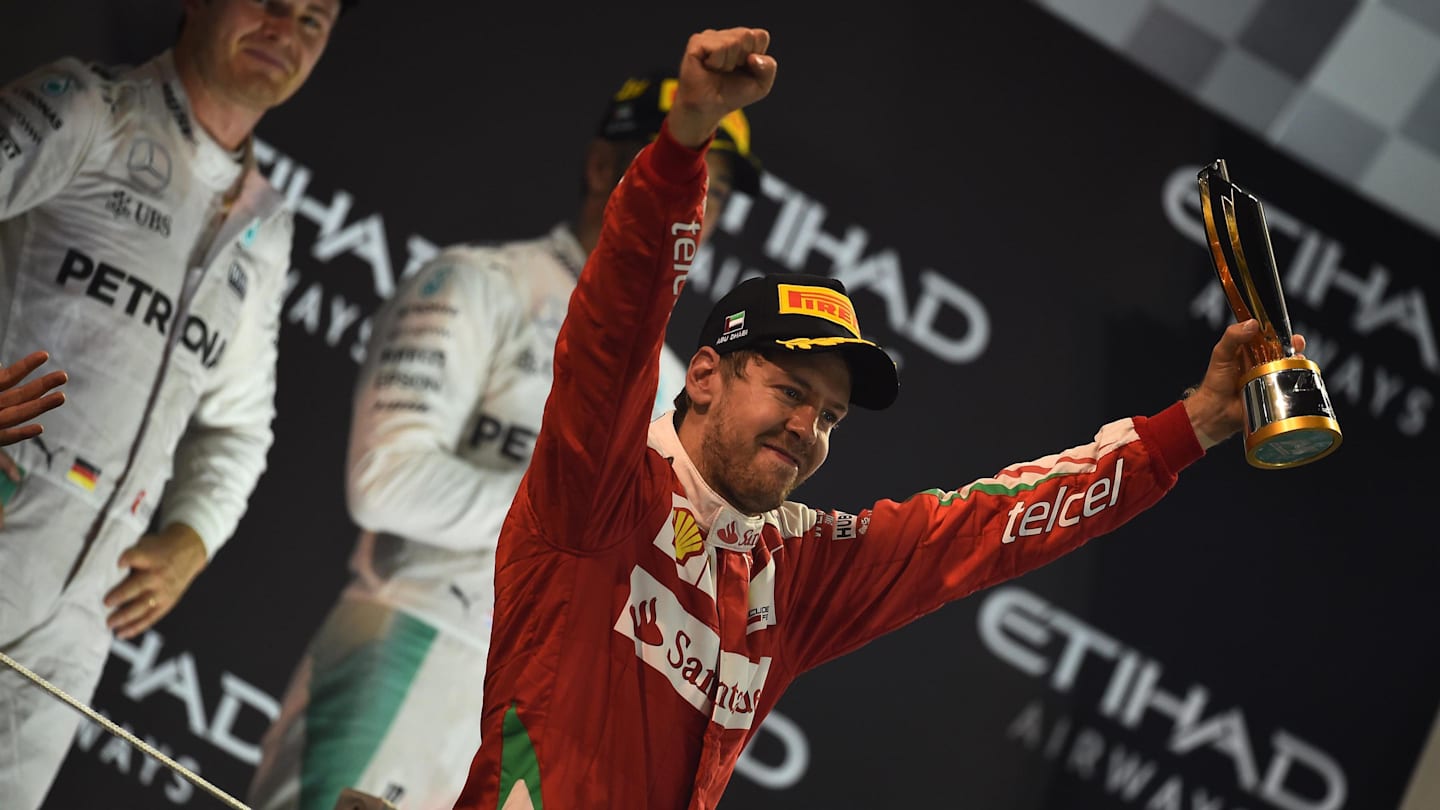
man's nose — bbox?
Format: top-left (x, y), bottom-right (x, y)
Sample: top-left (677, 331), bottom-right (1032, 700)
top-left (786, 405), bottom-right (819, 443)
top-left (261, 7), bottom-right (297, 42)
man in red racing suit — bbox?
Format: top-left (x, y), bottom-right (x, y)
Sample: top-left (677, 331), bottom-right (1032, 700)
top-left (455, 26), bottom-right (1283, 810)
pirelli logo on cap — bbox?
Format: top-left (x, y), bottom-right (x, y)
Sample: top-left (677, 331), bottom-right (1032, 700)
top-left (777, 284), bottom-right (861, 337)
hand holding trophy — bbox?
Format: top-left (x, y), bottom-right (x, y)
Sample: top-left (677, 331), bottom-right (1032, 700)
top-left (1196, 160), bottom-right (1342, 468)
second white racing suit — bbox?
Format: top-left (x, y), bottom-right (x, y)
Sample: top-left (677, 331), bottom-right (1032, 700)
top-left (246, 224), bottom-right (685, 810)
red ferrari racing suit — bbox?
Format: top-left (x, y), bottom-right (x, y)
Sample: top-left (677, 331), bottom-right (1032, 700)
top-left (453, 123), bottom-right (1206, 810)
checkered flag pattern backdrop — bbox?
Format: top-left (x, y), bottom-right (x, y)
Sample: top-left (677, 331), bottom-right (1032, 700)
top-left (1033, 0), bottom-right (1440, 238)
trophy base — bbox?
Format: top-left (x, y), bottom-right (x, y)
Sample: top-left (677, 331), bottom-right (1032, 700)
top-left (1240, 357), bottom-right (1342, 469)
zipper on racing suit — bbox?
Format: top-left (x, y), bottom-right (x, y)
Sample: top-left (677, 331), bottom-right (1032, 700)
top-left (64, 149), bottom-right (251, 587)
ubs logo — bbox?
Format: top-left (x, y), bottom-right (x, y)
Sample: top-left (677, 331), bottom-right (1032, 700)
top-left (104, 189), bottom-right (172, 238)
top-left (127, 138), bottom-right (172, 193)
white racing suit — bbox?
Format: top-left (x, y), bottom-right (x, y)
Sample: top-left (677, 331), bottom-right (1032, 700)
top-left (0, 52), bottom-right (290, 810)
top-left (246, 224), bottom-right (686, 810)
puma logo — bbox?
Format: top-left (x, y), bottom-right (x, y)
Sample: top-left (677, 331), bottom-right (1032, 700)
top-left (32, 436), bottom-right (56, 469)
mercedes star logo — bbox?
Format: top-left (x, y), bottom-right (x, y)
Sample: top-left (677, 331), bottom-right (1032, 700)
top-left (127, 138), bottom-right (172, 193)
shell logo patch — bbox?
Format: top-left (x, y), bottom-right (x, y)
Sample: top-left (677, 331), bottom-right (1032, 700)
top-left (672, 508), bottom-right (704, 563)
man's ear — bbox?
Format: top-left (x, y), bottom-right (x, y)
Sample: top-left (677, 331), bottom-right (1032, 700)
top-left (685, 347), bottom-right (723, 411)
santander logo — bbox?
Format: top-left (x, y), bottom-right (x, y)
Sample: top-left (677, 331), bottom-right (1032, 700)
top-left (614, 567), bottom-right (772, 730)
top-left (713, 521), bottom-right (761, 551)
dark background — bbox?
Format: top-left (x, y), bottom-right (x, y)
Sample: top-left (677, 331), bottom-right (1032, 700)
top-left (4, 1), bottom-right (1436, 808)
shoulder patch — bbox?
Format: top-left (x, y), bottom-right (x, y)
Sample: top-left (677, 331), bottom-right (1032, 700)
top-left (419, 264), bottom-right (454, 297)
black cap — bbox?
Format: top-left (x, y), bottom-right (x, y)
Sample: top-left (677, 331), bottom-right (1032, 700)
top-left (595, 71), bottom-right (761, 195)
top-left (697, 274), bottom-right (900, 410)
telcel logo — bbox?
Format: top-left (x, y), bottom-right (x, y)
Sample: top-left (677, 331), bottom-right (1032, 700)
top-left (672, 221), bottom-right (701, 296)
top-left (1002, 459), bottom-right (1123, 544)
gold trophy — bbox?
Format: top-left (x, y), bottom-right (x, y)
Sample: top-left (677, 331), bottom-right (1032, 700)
top-left (1196, 159), bottom-right (1342, 469)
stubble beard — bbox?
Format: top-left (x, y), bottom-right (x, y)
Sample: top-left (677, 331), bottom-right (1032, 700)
top-left (700, 414), bottom-right (806, 516)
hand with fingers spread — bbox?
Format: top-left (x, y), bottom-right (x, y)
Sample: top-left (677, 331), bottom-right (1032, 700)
top-left (1184, 319), bottom-right (1307, 449)
top-left (0, 351), bottom-right (67, 447)
top-left (665, 27), bottom-right (778, 149)
top-left (104, 522), bottom-right (208, 640)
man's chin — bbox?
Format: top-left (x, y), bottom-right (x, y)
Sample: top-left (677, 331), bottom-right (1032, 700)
top-left (732, 495), bottom-right (784, 515)
top-left (705, 447), bottom-right (796, 513)
top-left (230, 73), bottom-right (297, 108)
top-left (732, 478), bottom-right (794, 514)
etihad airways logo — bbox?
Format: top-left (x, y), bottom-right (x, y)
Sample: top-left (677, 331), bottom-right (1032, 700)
top-left (777, 283), bottom-right (861, 337)
top-left (1002, 458), bottom-right (1124, 545)
top-left (979, 586), bottom-right (1346, 810)
top-left (615, 567), bottom-right (772, 730)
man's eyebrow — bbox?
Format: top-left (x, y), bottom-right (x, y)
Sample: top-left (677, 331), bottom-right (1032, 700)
top-left (780, 366), bottom-right (848, 415)
top-left (306, 2), bottom-right (340, 22)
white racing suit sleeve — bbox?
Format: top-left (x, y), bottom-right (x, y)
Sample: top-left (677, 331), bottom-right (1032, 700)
top-left (654, 342), bottom-right (687, 418)
top-left (345, 254), bottom-right (524, 550)
top-left (160, 217), bottom-right (292, 558)
top-left (0, 58), bottom-right (105, 218)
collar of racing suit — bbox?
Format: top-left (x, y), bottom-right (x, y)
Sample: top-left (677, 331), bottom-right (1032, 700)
top-left (136, 50), bottom-right (250, 200)
top-left (648, 410), bottom-right (768, 552)
top-left (546, 222), bottom-right (588, 280)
